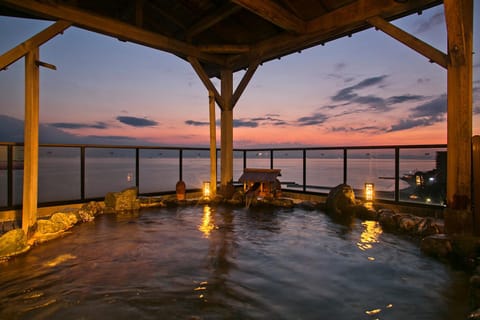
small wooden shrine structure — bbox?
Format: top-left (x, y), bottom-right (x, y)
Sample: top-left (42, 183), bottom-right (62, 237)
top-left (239, 168), bottom-right (282, 199)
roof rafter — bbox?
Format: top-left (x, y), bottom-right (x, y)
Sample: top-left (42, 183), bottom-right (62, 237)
top-left (0, 20), bottom-right (71, 70)
top-left (367, 16), bottom-right (447, 68)
top-left (0, 0), bottom-right (226, 66)
top-left (231, 0), bottom-right (306, 33)
top-left (186, 3), bottom-right (242, 40)
top-left (227, 0), bottom-right (441, 70)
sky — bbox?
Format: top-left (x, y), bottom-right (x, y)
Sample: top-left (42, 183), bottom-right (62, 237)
top-left (0, 4), bottom-right (479, 148)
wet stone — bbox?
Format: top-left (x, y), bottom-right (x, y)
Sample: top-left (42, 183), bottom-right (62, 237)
top-left (0, 229), bottom-right (29, 258)
top-left (420, 234), bottom-right (453, 259)
top-left (105, 187), bottom-right (140, 212)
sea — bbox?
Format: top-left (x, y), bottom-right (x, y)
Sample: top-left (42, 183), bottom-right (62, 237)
top-left (0, 156), bottom-right (438, 207)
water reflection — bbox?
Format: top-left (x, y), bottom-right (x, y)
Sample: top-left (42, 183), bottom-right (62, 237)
top-left (0, 207), bottom-right (470, 319)
top-left (199, 205), bottom-right (216, 238)
top-left (357, 220), bottom-right (382, 251)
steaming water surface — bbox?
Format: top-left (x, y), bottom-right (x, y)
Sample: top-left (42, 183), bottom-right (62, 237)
top-left (0, 206), bottom-right (469, 319)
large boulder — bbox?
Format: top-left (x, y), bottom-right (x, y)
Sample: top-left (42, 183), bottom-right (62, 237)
top-left (0, 229), bottom-right (29, 258)
top-left (325, 184), bottom-right (357, 217)
top-left (105, 187), bottom-right (140, 212)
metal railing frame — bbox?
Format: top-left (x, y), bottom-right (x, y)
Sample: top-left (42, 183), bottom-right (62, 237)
top-left (0, 142), bottom-right (448, 210)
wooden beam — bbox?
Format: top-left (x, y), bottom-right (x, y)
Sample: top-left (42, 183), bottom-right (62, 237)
top-left (227, 0), bottom-right (441, 70)
top-left (209, 91), bottom-right (217, 197)
top-left (231, 0), bottom-right (306, 33)
top-left (232, 62), bottom-right (259, 107)
top-left (367, 16), bottom-right (447, 69)
top-left (22, 48), bottom-right (40, 235)
top-left (0, 20), bottom-right (71, 71)
top-left (198, 44), bottom-right (250, 54)
top-left (473, 135), bottom-right (480, 235)
top-left (186, 4), bottom-right (242, 40)
top-left (444, 0), bottom-right (473, 214)
top-left (0, 0), bottom-right (226, 66)
top-left (188, 56), bottom-right (224, 110)
top-left (220, 69), bottom-right (234, 188)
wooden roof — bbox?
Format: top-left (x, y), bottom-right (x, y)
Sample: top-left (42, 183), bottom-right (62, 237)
top-left (0, 0), bottom-right (443, 78)
top-left (239, 168), bottom-right (281, 183)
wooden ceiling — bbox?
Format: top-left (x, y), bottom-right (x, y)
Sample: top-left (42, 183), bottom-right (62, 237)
top-left (0, 0), bottom-right (443, 78)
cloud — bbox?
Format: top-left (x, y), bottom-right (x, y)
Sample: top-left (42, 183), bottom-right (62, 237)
top-left (330, 125), bottom-right (385, 133)
top-left (185, 120), bottom-right (209, 126)
top-left (415, 11), bottom-right (444, 33)
top-left (331, 75), bottom-right (388, 102)
top-left (388, 94), bottom-right (446, 132)
top-left (233, 119), bottom-right (258, 128)
top-left (297, 113), bottom-right (329, 126)
top-left (49, 121), bottom-right (108, 129)
top-left (387, 94), bottom-right (425, 104)
top-left (417, 77), bottom-right (431, 84)
top-left (116, 116), bottom-right (158, 127)
top-left (0, 114), bottom-right (151, 145)
top-left (186, 114), bottom-right (289, 128)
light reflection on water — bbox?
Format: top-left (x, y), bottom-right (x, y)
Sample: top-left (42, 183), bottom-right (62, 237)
top-left (0, 206), bottom-right (470, 319)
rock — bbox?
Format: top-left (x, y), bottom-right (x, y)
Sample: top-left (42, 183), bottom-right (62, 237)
top-left (36, 219), bottom-right (61, 234)
top-left (0, 229), bottom-right (29, 258)
top-left (417, 217), bottom-right (442, 236)
top-left (354, 204), bottom-right (377, 220)
top-left (398, 214), bottom-right (421, 233)
top-left (105, 187), bottom-right (140, 212)
top-left (378, 209), bottom-right (399, 231)
top-left (270, 198), bottom-right (294, 208)
top-left (325, 184), bottom-right (357, 217)
top-left (420, 234), bottom-right (453, 259)
top-left (50, 212), bottom-right (77, 231)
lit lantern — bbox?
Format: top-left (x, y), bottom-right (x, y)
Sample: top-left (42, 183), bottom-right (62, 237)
top-left (364, 182), bottom-right (375, 202)
top-left (203, 181), bottom-right (211, 199)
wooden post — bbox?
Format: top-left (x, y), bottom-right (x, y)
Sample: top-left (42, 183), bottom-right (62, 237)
top-left (209, 90), bottom-right (217, 197)
top-left (220, 69), bottom-right (234, 188)
top-left (22, 48), bottom-right (40, 235)
top-left (444, 0), bottom-right (473, 234)
top-left (473, 136), bottom-right (480, 235)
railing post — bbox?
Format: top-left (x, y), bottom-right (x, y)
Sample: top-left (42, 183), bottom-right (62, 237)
top-left (343, 148), bottom-right (348, 184)
top-left (395, 147), bottom-right (400, 202)
top-left (80, 146), bottom-right (85, 201)
top-left (179, 149), bottom-right (183, 181)
top-left (7, 145), bottom-right (13, 208)
top-left (135, 148), bottom-right (140, 190)
top-left (303, 149), bottom-right (307, 192)
top-left (270, 150), bottom-right (274, 169)
top-left (243, 150), bottom-right (247, 170)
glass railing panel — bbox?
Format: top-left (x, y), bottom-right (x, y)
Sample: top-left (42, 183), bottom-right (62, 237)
top-left (273, 150), bottom-right (303, 190)
top-left (305, 149), bottom-right (344, 193)
top-left (38, 147), bottom-right (81, 202)
top-left (85, 148), bottom-right (136, 198)
top-left (244, 150), bottom-right (270, 169)
top-left (347, 148), bottom-right (395, 201)
top-left (0, 146), bottom-right (7, 207)
top-left (233, 150), bottom-right (244, 183)
top-left (399, 147), bottom-right (446, 205)
top-left (183, 149), bottom-right (210, 189)
top-left (12, 146), bottom-right (23, 206)
top-left (139, 148), bottom-right (179, 194)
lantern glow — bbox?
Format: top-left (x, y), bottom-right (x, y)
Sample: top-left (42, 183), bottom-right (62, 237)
top-left (364, 182), bottom-right (375, 202)
top-left (203, 181), bottom-right (211, 198)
